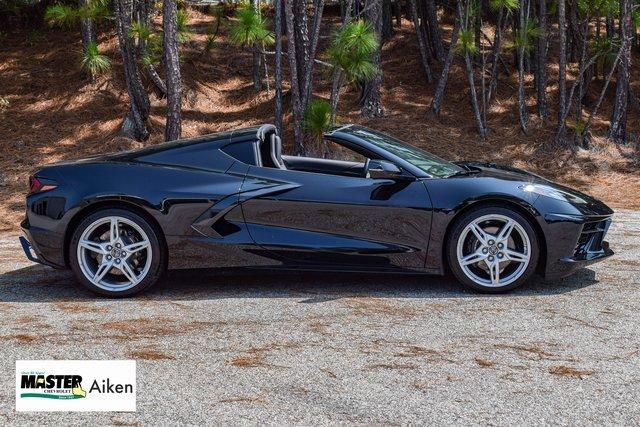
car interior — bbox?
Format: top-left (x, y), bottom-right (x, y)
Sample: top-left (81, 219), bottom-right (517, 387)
top-left (223, 124), bottom-right (381, 178)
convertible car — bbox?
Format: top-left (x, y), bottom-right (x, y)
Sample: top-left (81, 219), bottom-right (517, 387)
top-left (20, 124), bottom-right (614, 296)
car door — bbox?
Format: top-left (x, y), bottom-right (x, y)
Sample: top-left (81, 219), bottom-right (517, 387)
top-left (239, 165), bottom-right (433, 270)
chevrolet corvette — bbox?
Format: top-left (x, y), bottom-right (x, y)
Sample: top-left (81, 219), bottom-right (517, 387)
top-left (20, 124), bottom-right (614, 296)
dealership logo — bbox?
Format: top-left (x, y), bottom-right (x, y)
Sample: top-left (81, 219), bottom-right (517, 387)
top-left (16, 361), bottom-right (136, 412)
top-left (20, 373), bottom-right (87, 399)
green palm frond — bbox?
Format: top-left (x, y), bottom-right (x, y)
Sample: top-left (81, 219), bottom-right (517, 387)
top-left (303, 100), bottom-right (332, 140)
top-left (130, 20), bottom-right (152, 41)
top-left (456, 29), bottom-right (478, 54)
top-left (78, 0), bottom-right (109, 21)
top-left (326, 20), bottom-right (379, 83)
top-left (81, 42), bottom-right (110, 76)
top-left (44, 4), bottom-right (78, 27)
top-left (511, 19), bottom-right (543, 51)
top-left (490, 0), bottom-right (518, 12)
top-left (142, 34), bottom-right (163, 66)
top-left (177, 9), bottom-right (193, 43)
top-left (591, 36), bottom-right (616, 70)
top-left (228, 6), bottom-right (274, 48)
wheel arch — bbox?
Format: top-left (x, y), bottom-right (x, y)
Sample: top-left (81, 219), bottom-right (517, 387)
top-left (441, 198), bottom-right (547, 275)
top-left (63, 199), bottom-right (168, 268)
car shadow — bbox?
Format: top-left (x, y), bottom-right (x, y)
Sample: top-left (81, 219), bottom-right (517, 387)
top-left (0, 264), bottom-right (600, 303)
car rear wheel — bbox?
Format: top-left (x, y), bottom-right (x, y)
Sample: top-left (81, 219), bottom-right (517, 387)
top-left (447, 206), bottom-right (539, 293)
top-left (69, 208), bottom-right (166, 297)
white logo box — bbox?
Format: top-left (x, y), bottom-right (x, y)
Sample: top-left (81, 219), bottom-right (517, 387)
top-left (16, 360), bottom-right (136, 412)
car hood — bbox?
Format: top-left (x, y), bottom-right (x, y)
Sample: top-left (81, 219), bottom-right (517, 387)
top-left (457, 161), bottom-right (613, 216)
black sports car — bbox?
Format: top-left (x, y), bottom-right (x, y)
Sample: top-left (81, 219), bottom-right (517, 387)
top-left (20, 124), bottom-right (614, 296)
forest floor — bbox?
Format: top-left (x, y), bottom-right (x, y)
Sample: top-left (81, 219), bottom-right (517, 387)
top-left (1, 8), bottom-right (639, 232)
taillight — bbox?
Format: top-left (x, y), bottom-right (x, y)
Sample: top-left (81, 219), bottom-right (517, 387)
top-left (28, 176), bottom-right (58, 195)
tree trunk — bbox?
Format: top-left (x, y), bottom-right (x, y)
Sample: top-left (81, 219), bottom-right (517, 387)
top-left (274, 0), bottom-right (283, 136)
top-left (301, 0), bottom-right (325, 109)
top-left (610, 0), bottom-right (632, 143)
top-left (115, 0), bottom-right (150, 141)
top-left (486, 8), bottom-right (504, 105)
top-left (137, 0), bottom-right (166, 98)
top-left (362, 0), bottom-right (385, 117)
top-left (556, 0), bottom-right (567, 142)
top-left (517, 0), bottom-right (528, 134)
top-left (382, 0), bottom-right (394, 41)
top-left (79, 0), bottom-right (97, 82)
top-left (163, 0), bottom-right (182, 141)
top-left (251, 0), bottom-right (263, 91)
top-left (285, 0), bottom-right (305, 154)
top-left (409, 0), bottom-right (433, 82)
top-left (430, 13), bottom-right (462, 115)
top-left (459, 0), bottom-right (486, 138)
top-left (424, 0), bottom-right (444, 60)
top-left (535, 0), bottom-right (548, 118)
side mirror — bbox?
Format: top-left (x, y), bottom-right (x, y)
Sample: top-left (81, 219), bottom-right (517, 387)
top-left (367, 159), bottom-right (404, 180)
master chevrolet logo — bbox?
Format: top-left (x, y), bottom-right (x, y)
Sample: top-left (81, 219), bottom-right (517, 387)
top-left (20, 374), bottom-right (87, 400)
top-left (16, 361), bottom-right (136, 412)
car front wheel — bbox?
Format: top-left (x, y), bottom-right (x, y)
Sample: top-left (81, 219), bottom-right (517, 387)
top-left (447, 206), bottom-right (539, 292)
top-left (69, 208), bottom-right (166, 297)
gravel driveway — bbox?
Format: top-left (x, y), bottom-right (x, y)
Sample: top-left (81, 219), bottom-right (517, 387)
top-left (1, 211), bottom-right (638, 425)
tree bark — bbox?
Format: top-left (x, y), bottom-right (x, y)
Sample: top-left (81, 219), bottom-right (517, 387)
top-left (610, 0), bottom-right (632, 143)
top-left (535, 0), bottom-right (548, 118)
top-left (274, 0), bottom-right (283, 136)
top-left (362, 0), bottom-right (385, 117)
top-left (517, 0), bottom-right (528, 134)
top-left (430, 12), bottom-right (462, 115)
top-left (251, 0), bottom-right (263, 91)
top-left (301, 0), bottom-right (325, 109)
top-left (115, 0), bottom-right (150, 141)
top-left (409, 0), bottom-right (433, 82)
top-left (486, 8), bottom-right (504, 105)
top-left (163, 0), bottom-right (182, 141)
top-left (424, 0), bottom-right (444, 60)
top-left (459, 0), bottom-right (486, 138)
top-left (285, 0), bottom-right (305, 154)
top-left (556, 0), bottom-right (567, 142)
top-left (79, 0), bottom-right (97, 81)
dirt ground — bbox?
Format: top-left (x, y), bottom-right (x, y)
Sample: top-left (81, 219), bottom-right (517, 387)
top-left (0, 210), bottom-right (638, 424)
top-left (1, 8), bottom-right (639, 232)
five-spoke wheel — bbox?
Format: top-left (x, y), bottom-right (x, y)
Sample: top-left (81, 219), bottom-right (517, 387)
top-left (448, 206), bottom-right (539, 292)
top-left (70, 209), bottom-right (166, 296)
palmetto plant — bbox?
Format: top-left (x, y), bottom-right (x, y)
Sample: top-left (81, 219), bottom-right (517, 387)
top-left (456, 28), bottom-right (478, 54)
top-left (228, 6), bottom-right (274, 49)
top-left (44, 4), bottom-right (77, 27)
top-left (511, 19), bottom-right (544, 51)
top-left (176, 9), bottom-right (193, 43)
top-left (80, 41), bottom-right (110, 77)
top-left (303, 99), bottom-right (332, 155)
top-left (326, 19), bottom-right (379, 119)
top-left (326, 20), bottom-right (378, 84)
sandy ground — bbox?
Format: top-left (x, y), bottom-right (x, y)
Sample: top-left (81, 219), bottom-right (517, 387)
top-left (0, 211), bottom-right (638, 424)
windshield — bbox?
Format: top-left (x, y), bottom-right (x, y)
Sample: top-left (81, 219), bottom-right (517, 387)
top-left (345, 127), bottom-right (464, 178)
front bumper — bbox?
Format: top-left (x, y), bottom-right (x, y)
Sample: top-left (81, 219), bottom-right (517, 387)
top-left (542, 214), bottom-right (614, 280)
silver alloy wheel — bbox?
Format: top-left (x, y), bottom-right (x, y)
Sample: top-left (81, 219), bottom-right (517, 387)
top-left (76, 216), bottom-right (152, 292)
top-left (456, 214), bottom-right (531, 287)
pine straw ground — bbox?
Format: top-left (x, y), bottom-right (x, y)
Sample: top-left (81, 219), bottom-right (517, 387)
top-left (0, 8), bottom-right (639, 232)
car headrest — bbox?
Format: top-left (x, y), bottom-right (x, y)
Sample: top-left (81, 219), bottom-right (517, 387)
top-left (270, 134), bottom-right (286, 169)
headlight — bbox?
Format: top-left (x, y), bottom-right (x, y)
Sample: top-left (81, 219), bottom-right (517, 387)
top-left (521, 184), bottom-right (587, 204)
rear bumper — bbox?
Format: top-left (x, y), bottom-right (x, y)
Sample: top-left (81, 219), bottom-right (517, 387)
top-left (20, 219), bottom-right (66, 269)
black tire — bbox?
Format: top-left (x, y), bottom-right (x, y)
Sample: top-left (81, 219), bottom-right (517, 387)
top-left (69, 208), bottom-right (166, 297)
top-left (446, 205), bottom-right (539, 293)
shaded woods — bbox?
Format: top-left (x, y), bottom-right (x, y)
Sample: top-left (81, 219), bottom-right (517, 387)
top-left (0, 0), bottom-right (639, 230)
